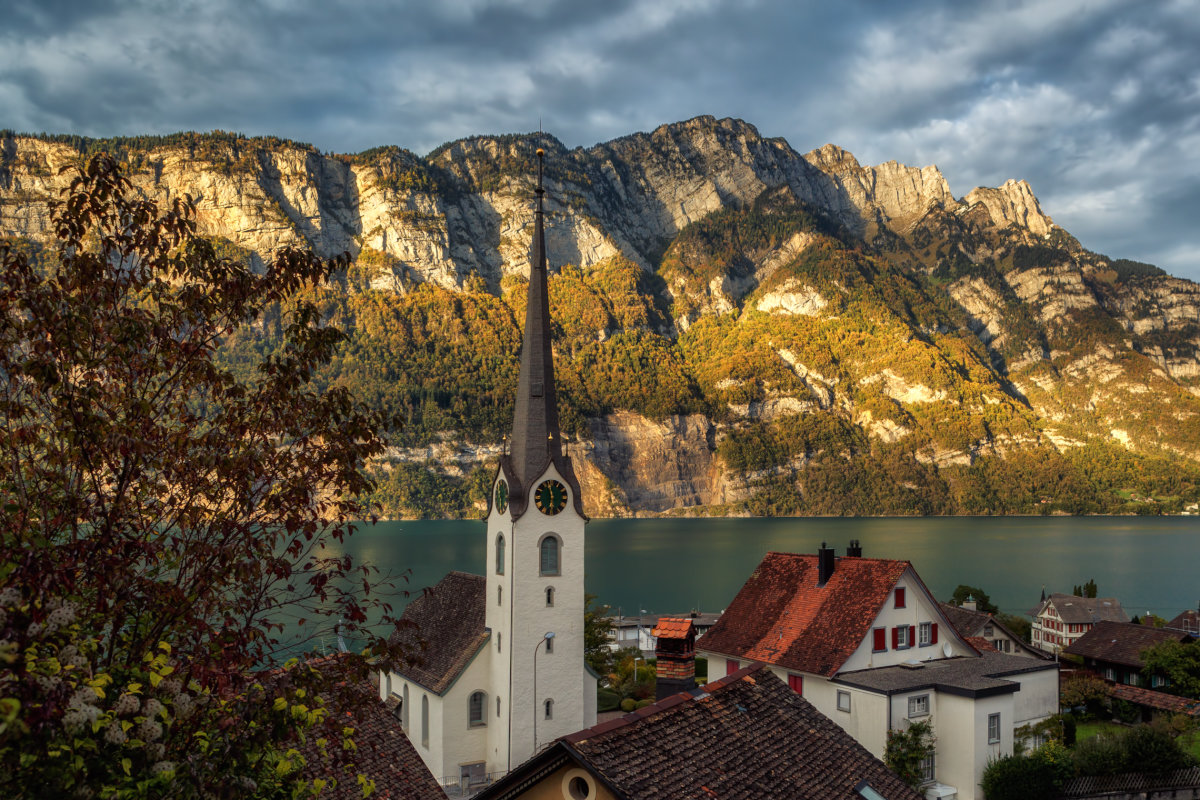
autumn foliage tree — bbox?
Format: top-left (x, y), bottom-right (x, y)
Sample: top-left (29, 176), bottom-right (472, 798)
top-left (0, 156), bottom-right (403, 798)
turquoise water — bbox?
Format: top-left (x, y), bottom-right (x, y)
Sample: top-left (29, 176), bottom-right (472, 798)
top-left (315, 516), bottom-right (1199, 645)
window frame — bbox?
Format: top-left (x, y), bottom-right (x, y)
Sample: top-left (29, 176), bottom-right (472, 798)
top-left (788, 673), bottom-right (803, 695)
top-left (546, 586), bottom-right (555, 607)
top-left (919, 753), bottom-right (935, 784)
top-left (544, 698), bottom-right (554, 720)
top-left (837, 690), bottom-right (851, 713)
top-left (919, 621), bottom-right (932, 647)
top-left (988, 712), bottom-right (1001, 744)
top-left (468, 691), bottom-right (487, 728)
top-left (873, 627), bottom-right (887, 652)
top-left (495, 534), bottom-right (505, 575)
top-left (538, 533), bottom-right (561, 576)
top-left (895, 587), bottom-right (906, 608)
top-left (908, 693), bottom-right (930, 718)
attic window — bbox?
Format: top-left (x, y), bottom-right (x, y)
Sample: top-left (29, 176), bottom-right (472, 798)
top-left (895, 587), bottom-right (906, 609)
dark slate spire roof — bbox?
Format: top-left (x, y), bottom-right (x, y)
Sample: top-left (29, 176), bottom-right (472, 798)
top-left (500, 147), bottom-right (583, 519)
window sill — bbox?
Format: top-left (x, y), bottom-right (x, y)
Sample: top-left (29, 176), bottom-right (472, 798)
top-left (908, 712), bottom-right (929, 719)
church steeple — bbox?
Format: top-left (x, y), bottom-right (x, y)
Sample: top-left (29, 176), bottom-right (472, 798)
top-left (501, 146), bottom-right (583, 519)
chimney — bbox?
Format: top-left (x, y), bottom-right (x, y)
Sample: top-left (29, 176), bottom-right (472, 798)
top-left (817, 542), bottom-right (836, 587)
top-left (846, 539), bottom-right (863, 558)
top-left (963, 596), bottom-right (977, 611)
top-left (652, 618), bottom-right (696, 701)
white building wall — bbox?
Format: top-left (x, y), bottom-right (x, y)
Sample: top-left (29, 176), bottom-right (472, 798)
top-left (488, 464), bottom-right (592, 771)
top-left (841, 568), bottom-right (975, 673)
top-left (1011, 668), bottom-right (1058, 728)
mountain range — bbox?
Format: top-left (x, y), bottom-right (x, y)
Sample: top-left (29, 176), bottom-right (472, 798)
top-left (3, 116), bottom-right (1199, 517)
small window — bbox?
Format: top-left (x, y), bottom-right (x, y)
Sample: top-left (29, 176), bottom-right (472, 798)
top-left (469, 691), bottom-right (486, 727)
top-left (726, 659), bottom-right (740, 675)
top-left (546, 586), bottom-right (555, 607)
top-left (919, 622), bottom-right (932, 646)
top-left (497, 632), bottom-right (501, 653)
top-left (496, 696), bottom-right (501, 717)
top-left (788, 674), bottom-right (803, 695)
top-left (544, 699), bottom-right (554, 720)
top-left (545, 636), bottom-right (553, 654)
top-left (873, 627), bottom-right (887, 652)
top-left (540, 535), bottom-right (560, 576)
top-left (895, 625), bottom-right (911, 649)
top-left (895, 587), bottom-right (906, 608)
top-left (421, 695), bottom-right (429, 748)
top-left (908, 694), bottom-right (929, 718)
top-left (837, 690), bottom-right (851, 713)
top-left (988, 712), bottom-right (1001, 744)
top-left (984, 624), bottom-right (994, 638)
top-left (496, 534), bottom-right (505, 574)
top-left (919, 753), bottom-right (935, 783)
top-left (402, 684), bottom-right (410, 729)
top-left (498, 585), bottom-right (502, 606)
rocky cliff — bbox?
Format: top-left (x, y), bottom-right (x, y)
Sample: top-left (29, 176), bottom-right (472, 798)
top-left (3, 117), bottom-right (1198, 517)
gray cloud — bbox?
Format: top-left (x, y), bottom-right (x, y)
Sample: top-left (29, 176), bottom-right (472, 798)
top-left (1, 0), bottom-right (1197, 279)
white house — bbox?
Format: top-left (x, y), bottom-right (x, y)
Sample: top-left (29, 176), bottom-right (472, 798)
top-left (379, 150), bottom-right (597, 791)
top-left (697, 543), bottom-right (1059, 800)
top-left (1030, 593), bottom-right (1127, 655)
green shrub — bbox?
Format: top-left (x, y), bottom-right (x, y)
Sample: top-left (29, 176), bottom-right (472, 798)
top-left (597, 688), bottom-right (621, 712)
top-left (981, 753), bottom-right (1057, 800)
top-left (634, 699), bottom-right (654, 709)
top-left (1122, 724), bottom-right (1197, 773)
top-left (695, 656), bottom-right (708, 682)
top-left (1062, 715), bottom-right (1077, 747)
top-left (620, 698), bottom-right (636, 713)
top-left (1073, 734), bottom-right (1127, 776)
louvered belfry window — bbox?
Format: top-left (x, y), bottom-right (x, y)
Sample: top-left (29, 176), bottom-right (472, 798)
top-left (540, 536), bottom-right (559, 576)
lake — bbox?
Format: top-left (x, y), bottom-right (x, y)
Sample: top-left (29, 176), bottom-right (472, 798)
top-left (303, 516), bottom-right (1199, 653)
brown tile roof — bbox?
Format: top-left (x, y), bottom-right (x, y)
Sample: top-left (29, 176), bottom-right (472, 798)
top-left (835, 651), bottom-right (1057, 696)
top-left (477, 664), bottom-right (924, 800)
top-left (1167, 609), bottom-right (1200, 634)
top-left (697, 552), bottom-right (911, 677)
top-left (1042, 593), bottom-right (1127, 624)
top-left (304, 687), bottom-right (448, 800)
top-left (652, 617), bottom-right (694, 639)
top-left (1061, 768), bottom-right (1200, 796)
top-left (1063, 621), bottom-right (1190, 669)
top-left (1107, 684), bottom-right (1200, 717)
top-left (388, 571), bottom-right (489, 695)
top-left (967, 636), bottom-right (997, 653)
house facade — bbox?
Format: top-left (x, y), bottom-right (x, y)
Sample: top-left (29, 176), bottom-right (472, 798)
top-left (1063, 620), bottom-right (1193, 689)
top-left (938, 602), bottom-right (1046, 659)
top-left (1030, 593), bottom-right (1127, 654)
top-left (380, 150), bottom-right (596, 790)
top-left (696, 544), bottom-right (1059, 800)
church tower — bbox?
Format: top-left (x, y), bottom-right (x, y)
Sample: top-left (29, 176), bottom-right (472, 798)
top-left (485, 149), bottom-right (594, 772)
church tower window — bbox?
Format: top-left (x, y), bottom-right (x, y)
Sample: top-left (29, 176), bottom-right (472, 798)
top-left (468, 691), bottom-right (486, 727)
top-left (496, 534), bottom-right (505, 574)
top-left (544, 699), bottom-right (554, 720)
top-left (402, 684), bottom-right (409, 730)
top-left (546, 586), bottom-right (555, 606)
top-left (540, 535), bottom-right (560, 576)
top-left (498, 586), bottom-right (502, 606)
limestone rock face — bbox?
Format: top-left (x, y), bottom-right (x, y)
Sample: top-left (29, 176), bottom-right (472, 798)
top-left (5, 116), bottom-right (1200, 517)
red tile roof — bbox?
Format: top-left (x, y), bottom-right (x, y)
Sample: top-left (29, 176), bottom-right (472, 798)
top-left (388, 571), bottom-right (489, 695)
top-left (1108, 684), bottom-right (1200, 717)
top-left (652, 617), bottom-right (694, 639)
top-left (697, 552), bottom-right (910, 677)
top-left (477, 664), bottom-right (924, 800)
top-left (967, 636), bottom-right (997, 653)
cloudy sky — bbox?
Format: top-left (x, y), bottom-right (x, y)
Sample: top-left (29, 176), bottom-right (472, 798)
top-left (4, 0), bottom-right (1198, 279)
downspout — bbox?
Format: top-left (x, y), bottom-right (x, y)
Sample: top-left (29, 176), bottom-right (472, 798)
top-left (507, 519), bottom-right (515, 772)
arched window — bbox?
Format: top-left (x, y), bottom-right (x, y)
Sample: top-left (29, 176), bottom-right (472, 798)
top-left (498, 585), bottom-right (502, 606)
top-left (539, 535), bottom-right (560, 576)
top-left (544, 699), bottom-right (554, 720)
top-left (496, 696), bottom-right (501, 717)
top-left (545, 636), bottom-right (553, 654)
top-left (497, 632), bottom-right (501, 652)
top-left (495, 534), bottom-right (505, 574)
top-left (545, 586), bottom-right (555, 606)
top-left (468, 691), bottom-right (486, 727)
top-left (402, 684), bottom-right (410, 730)
top-left (421, 695), bottom-right (429, 748)
top-left (384, 672), bottom-right (392, 696)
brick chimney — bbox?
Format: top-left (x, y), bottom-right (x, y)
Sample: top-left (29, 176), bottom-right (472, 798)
top-left (653, 617), bottom-right (696, 701)
top-left (817, 542), bottom-right (836, 587)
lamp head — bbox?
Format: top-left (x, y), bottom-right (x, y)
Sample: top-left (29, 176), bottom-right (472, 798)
top-left (544, 631), bottom-right (556, 640)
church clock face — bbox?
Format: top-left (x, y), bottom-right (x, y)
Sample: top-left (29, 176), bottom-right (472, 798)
top-left (534, 479), bottom-right (567, 515)
top-left (495, 479), bottom-right (508, 514)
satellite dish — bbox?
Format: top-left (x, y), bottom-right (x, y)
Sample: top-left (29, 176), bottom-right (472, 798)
top-left (942, 642), bottom-right (953, 658)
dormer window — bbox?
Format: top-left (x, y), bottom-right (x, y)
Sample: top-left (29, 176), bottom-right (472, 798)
top-left (895, 587), bottom-right (906, 608)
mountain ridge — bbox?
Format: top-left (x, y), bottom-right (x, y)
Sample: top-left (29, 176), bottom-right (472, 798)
top-left (3, 116), bottom-right (1198, 518)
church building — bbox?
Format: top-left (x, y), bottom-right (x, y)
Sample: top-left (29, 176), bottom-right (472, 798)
top-left (380, 149), bottom-right (598, 790)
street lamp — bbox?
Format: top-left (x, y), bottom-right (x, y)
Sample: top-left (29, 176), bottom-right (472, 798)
top-left (533, 631), bottom-right (555, 752)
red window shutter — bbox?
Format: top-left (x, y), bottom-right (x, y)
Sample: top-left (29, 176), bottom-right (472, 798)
top-left (874, 628), bottom-right (886, 651)
top-left (788, 674), bottom-right (803, 695)
top-left (895, 587), bottom-right (906, 608)
top-left (726, 659), bottom-right (740, 675)
top-left (932, 623), bottom-right (939, 644)
top-left (892, 627), bottom-right (899, 649)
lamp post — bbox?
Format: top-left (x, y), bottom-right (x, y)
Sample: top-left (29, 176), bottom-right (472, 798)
top-left (533, 631), bottom-right (555, 753)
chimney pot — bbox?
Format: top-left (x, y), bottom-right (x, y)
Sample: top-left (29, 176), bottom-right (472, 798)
top-left (817, 543), bottom-right (836, 587)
